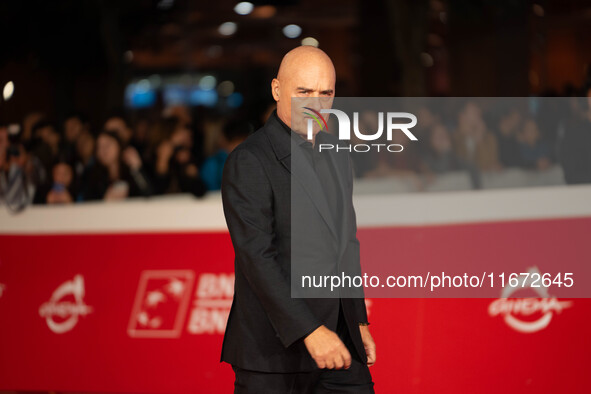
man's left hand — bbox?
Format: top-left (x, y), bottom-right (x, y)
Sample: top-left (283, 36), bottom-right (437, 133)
top-left (359, 325), bottom-right (376, 366)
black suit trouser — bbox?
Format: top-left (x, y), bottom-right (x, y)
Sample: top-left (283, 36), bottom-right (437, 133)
top-left (232, 304), bottom-right (375, 394)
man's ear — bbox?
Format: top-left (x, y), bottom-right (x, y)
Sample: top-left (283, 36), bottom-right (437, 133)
top-left (271, 79), bottom-right (280, 102)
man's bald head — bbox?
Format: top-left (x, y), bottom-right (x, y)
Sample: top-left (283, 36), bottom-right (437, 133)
top-left (276, 46), bottom-right (335, 82)
top-left (271, 46), bottom-right (336, 139)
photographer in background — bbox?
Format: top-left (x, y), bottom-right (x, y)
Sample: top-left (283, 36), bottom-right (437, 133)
top-left (0, 123), bottom-right (34, 212)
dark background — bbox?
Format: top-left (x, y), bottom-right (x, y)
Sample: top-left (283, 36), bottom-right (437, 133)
top-left (1, 0), bottom-right (591, 125)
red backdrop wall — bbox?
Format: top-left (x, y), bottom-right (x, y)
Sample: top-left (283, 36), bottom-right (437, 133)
top-left (1, 215), bottom-right (589, 393)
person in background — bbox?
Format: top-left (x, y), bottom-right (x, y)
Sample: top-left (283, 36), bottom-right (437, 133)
top-left (104, 112), bottom-right (133, 147)
top-left (78, 130), bottom-right (151, 201)
top-left (0, 123), bottom-right (34, 211)
top-left (0, 123), bottom-right (7, 173)
top-left (104, 111), bottom-right (150, 186)
top-left (29, 120), bottom-right (62, 203)
top-left (453, 102), bottom-right (501, 172)
top-left (74, 131), bottom-right (96, 179)
top-left (63, 112), bottom-right (88, 145)
top-left (424, 123), bottom-right (481, 188)
top-left (496, 109), bottom-right (523, 168)
top-left (30, 120), bottom-right (61, 171)
top-left (165, 104), bottom-right (207, 166)
top-left (46, 162), bottom-right (75, 204)
top-left (424, 124), bottom-right (465, 174)
top-left (21, 112), bottom-right (45, 150)
top-left (195, 108), bottom-right (226, 160)
top-left (162, 105), bottom-right (193, 130)
top-left (200, 119), bottom-right (251, 191)
top-left (413, 106), bottom-right (439, 154)
top-left (150, 118), bottom-right (207, 197)
top-left (517, 118), bottom-right (551, 171)
top-left (559, 82), bottom-right (591, 184)
top-left (61, 112), bottom-right (90, 165)
top-left (130, 116), bottom-right (151, 159)
top-left (0, 123), bottom-right (11, 206)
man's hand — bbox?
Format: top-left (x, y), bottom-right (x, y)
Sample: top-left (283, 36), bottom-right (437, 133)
top-left (359, 325), bottom-right (376, 366)
top-left (304, 325), bottom-right (351, 370)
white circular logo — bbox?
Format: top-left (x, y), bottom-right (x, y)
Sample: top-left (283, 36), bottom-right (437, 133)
top-left (39, 275), bottom-right (93, 334)
top-left (488, 267), bottom-right (572, 333)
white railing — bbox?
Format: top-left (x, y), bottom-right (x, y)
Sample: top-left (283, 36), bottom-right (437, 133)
top-left (1, 184), bottom-right (590, 234)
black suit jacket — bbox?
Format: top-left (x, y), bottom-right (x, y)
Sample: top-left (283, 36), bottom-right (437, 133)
top-left (220, 113), bottom-right (369, 373)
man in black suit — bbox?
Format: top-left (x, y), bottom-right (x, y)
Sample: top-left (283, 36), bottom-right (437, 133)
top-left (221, 46), bottom-right (376, 393)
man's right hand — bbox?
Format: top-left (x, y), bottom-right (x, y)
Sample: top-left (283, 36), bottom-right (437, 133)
top-left (303, 325), bottom-right (351, 370)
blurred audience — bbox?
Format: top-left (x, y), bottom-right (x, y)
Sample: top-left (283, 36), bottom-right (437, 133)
top-left (1, 88), bottom-right (589, 210)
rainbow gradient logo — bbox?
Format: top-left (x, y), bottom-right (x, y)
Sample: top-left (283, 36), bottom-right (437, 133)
top-left (302, 107), bottom-right (328, 132)
top-left (301, 107), bottom-right (418, 153)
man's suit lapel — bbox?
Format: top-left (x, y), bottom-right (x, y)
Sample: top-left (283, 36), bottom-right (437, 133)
top-left (324, 141), bottom-right (351, 259)
top-left (265, 117), bottom-right (339, 242)
top-left (290, 137), bottom-right (340, 241)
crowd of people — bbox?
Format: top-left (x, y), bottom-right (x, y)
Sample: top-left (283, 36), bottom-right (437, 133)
top-left (1, 84), bottom-right (590, 209)
top-left (0, 106), bottom-right (252, 208)
top-left (349, 89), bottom-right (591, 188)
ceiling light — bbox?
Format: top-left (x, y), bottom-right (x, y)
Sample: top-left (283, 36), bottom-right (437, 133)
top-left (234, 2), bottom-right (254, 15)
top-left (283, 24), bottom-right (302, 39)
top-left (3, 81), bottom-right (14, 101)
top-left (199, 76), bottom-right (217, 90)
top-left (219, 22), bottom-right (237, 36)
top-left (301, 37), bottom-right (319, 47)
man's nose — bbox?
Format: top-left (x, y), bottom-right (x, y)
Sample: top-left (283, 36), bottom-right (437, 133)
top-left (303, 96), bottom-right (323, 111)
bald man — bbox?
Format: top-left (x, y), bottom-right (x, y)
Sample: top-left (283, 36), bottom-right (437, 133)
top-left (221, 46), bottom-right (376, 393)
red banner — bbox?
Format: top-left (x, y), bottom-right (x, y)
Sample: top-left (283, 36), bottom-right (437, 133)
top-left (1, 216), bottom-right (590, 393)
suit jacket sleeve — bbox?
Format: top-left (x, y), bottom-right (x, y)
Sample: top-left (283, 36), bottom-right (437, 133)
top-left (221, 148), bottom-right (322, 348)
